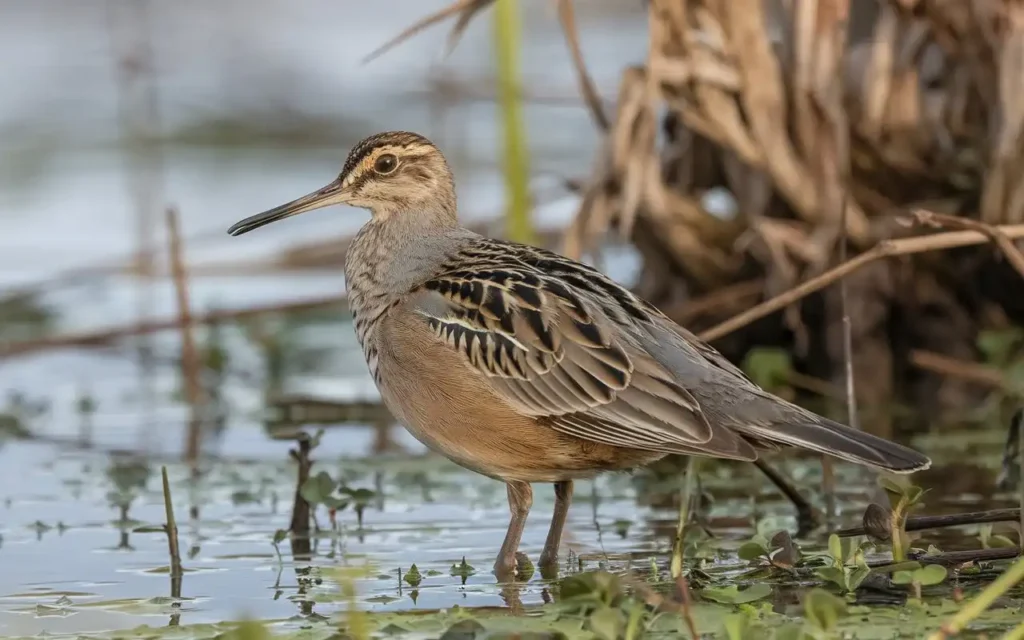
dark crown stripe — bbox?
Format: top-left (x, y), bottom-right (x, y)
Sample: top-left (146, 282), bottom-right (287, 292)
top-left (339, 131), bottom-right (435, 181)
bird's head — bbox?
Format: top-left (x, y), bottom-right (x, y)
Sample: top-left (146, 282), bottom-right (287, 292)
top-left (228, 131), bottom-right (457, 237)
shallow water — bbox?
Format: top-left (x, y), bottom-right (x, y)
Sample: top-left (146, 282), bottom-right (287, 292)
top-left (2, 415), bottom-right (1013, 638)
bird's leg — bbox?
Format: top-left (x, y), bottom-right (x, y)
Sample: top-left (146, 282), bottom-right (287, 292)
top-left (494, 481), bottom-right (533, 580)
top-left (753, 458), bottom-right (822, 535)
top-left (539, 480), bottom-right (574, 570)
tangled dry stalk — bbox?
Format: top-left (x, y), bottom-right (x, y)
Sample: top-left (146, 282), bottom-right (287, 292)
top-left (371, 0), bottom-right (1024, 437)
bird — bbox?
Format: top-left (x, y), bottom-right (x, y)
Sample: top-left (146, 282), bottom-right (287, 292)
top-left (227, 130), bottom-right (931, 579)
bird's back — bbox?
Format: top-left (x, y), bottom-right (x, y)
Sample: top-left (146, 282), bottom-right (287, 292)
top-left (361, 231), bottom-right (930, 474)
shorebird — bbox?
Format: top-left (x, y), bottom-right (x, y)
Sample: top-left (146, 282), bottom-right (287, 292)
top-left (228, 131), bottom-right (930, 579)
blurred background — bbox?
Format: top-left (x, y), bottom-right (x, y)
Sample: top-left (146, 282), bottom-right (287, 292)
top-left (0, 0), bottom-right (645, 452)
top-left (3, 0), bottom-right (1024, 637)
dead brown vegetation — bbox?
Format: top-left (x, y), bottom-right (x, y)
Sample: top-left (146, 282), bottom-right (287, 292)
top-left (376, 0), bottom-right (1024, 438)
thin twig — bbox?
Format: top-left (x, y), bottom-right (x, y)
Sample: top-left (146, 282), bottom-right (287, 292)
top-left (754, 459), bottom-right (821, 533)
top-left (835, 508), bottom-right (1023, 537)
top-left (161, 466), bottom-right (183, 577)
top-left (662, 279), bottom-right (764, 323)
top-left (869, 547), bottom-right (1021, 569)
top-left (362, 0), bottom-right (495, 63)
top-left (675, 572), bottom-right (699, 639)
top-left (909, 349), bottom-right (1008, 390)
top-left (167, 208), bottom-right (204, 465)
top-left (0, 295), bottom-right (348, 360)
top-left (556, 0), bottom-right (609, 132)
top-left (699, 223), bottom-right (1024, 342)
top-left (912, 210), bottom-right (1024, 280)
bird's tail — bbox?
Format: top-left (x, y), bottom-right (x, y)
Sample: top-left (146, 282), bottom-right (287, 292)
top-left (738, 416), bottom-right (931, 473)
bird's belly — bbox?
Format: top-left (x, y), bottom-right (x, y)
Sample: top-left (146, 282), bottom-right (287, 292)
top-left (374, 324), bottom-right (665, 482)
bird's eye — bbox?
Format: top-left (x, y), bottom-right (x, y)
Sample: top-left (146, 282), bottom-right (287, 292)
top-left (374, 153), bottom-right (398, 174)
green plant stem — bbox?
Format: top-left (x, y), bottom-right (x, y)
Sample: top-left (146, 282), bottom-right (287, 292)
top-left (161, 466), bottom-right (183, 577)
top-left (1001, 619), bottom-right (1024, 640)
top-left (891, 497), bottom-right (908, 562)
top-left (928, 554), bottom-right (1024, 640)
top-left (492, 0), bottom-right (533, 245)
top-left (671, 456), bottom-right (701, 579)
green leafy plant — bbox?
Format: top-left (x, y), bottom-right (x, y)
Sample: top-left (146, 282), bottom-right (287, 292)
top-left (721, 610), bottom-right (768, 640)
top-left (299, 471), bottom-right (350, 511)
top-left (450, 557), bottom-right (476, 584)
top-left (879, 477), bottom-right (927, 562)
top-left (813, 534), bottom-right (872, 593)
top-left (979, 524), bottom-right (1017, 549)
top-left (802, 588), bottom-right (848, 637)
top-left (738, 530), bottom-right (802, 570)
top-left (701, 583), bottom-right (773, 605)
top-left (403, 564), bottom-right (422, 587)
top-left (557, 571), bottom-right (655, 640)
top-left (892, 564), bottom-right (947, 600)
top-left (339, 486), bottom-right (376, 528)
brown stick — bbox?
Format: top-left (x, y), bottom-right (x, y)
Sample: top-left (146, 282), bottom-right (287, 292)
top-left (699, 223), bottom-right (1024, 342)
top-left (836, 508), bottom-right (1022, 537)
top-left (166, 209), bottom-right (204, 464)
top-left (912, 547), bottom-right (1021, 566)
top-left (556, 0), bottom-right (609, 132)
top-left (675, 572), bottom-right (699, 639)
top-left (662, 279), bottom-right (764, 323)
top-left (161, 466), bottom-right (183, 577)
top-left (289, 435), bottom-right (313, 538)
top-left (908, 349), bottom-right (1008, 390)
top-left (912, 210), bottom-right (1024, 280)
top-left (0, 295), bottom-right (348, 360)
top-left (754, 458), bottom-right (821, 534)
top-left (869, 547), bottom-right (1021, 570)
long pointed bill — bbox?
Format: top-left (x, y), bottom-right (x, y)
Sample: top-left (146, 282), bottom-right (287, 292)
top-left (227, 179), bottom-right (347, 236)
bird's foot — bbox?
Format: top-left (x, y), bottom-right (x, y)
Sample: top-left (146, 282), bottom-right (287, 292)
top-left (538, 550), bottom-right (560, 580)
top-left (494, 551), bottom-right (534, 582)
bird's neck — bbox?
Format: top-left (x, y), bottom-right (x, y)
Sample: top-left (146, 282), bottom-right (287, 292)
top-left (345, 214), bottom-right (472, 304)
top-left (344, 214), bottom-right (474, 382)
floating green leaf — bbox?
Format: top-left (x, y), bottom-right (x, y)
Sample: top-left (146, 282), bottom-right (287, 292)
top-left (802, 588), bottom-right (847, 634)
top-left (587, 606), bottom-right (621, 640)
top-left (738, 534), bottom-right (771, 562)
top-left (700, 583), bottom-right (772, 605)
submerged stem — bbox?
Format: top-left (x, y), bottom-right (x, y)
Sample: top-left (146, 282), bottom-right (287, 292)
top-left (671, 456), bottom-right (701, 580)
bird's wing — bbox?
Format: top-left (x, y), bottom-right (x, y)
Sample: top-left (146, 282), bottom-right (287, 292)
top-left (406, 241), bottom-right (756, 460)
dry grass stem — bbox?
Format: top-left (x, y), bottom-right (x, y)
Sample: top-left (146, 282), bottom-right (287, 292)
top-left (675, 572), bottom-right (699, 638)
top-left (166, 208), bottom-right (204, 464)
top-left (362, 0), bottom-right (495, 63)
top-left (161, 466), bottom-right (183, 577)
top-left (699, 223), bottom-right (1024, 343)
top-left (908, 349), bottom-right (1008, 390)
top-left (911, 209), bottom-right (1024, 280)
top-left (556, 0), bottom-right (609, 132)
